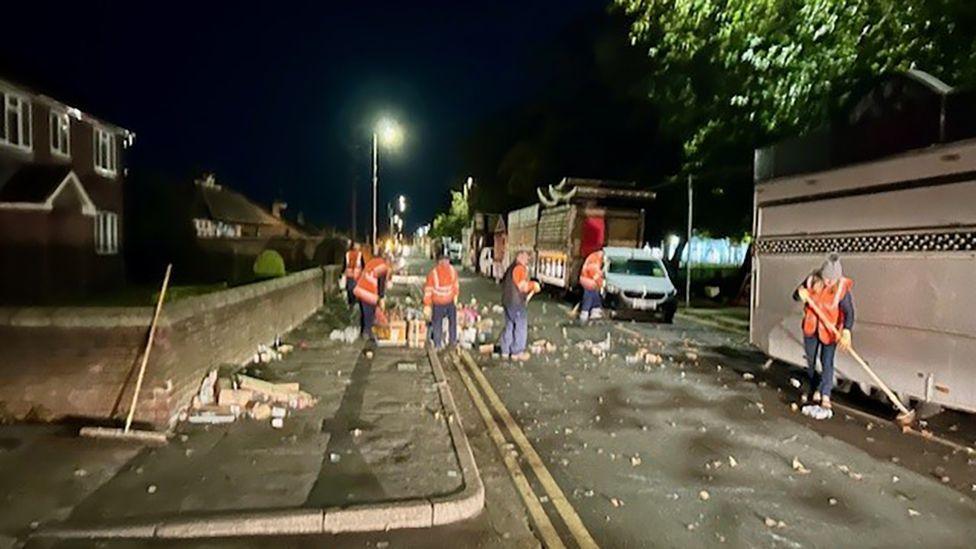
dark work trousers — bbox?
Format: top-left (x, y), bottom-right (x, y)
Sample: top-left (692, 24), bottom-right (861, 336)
top-left (804, 335), bottom-right (837, 397)
top-left (431, 303), bottom-right (458, 348)
top-left (345, 277), bottom-right (357, 306)
top-left (360, 301), bottom-right (377, 341)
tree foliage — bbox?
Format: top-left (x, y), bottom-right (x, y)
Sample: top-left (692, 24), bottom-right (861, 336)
top-left (615, 0), bottom-right (976, 170)
top-left (429, 188), bottom-right (470, 239)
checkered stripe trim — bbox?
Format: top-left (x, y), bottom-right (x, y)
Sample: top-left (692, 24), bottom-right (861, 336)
top-left (756, 230), bottom-right (976, 255)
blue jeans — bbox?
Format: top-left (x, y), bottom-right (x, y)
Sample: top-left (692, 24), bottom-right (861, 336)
top-left (581, 289), bottom-right (602, 313)
top-left (804, 335), bottom-right (836, 397)
top-left (431, 303), bottom-right (457, 348)
top-left (500, 306), bottom-right (527, 356)
top-left (360, 301), bottom-right (376, 341)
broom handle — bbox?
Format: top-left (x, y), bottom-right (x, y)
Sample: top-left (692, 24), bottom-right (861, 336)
top-left (803, 296), bottom-right (911, 415)
top-left (124, 264), bottom-right (172, 433)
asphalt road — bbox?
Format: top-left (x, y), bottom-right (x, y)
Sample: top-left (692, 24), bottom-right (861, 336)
top-left (448, 258), bottom-right (976, 548)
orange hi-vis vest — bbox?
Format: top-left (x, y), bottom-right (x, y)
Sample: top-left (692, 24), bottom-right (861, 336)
top-left (423, 262), bottom-right (459, 306)
top-left (354, 258), bottom-right (390, 305)
top-left (802, 276), bottom-right (854, 345)
top-left (344, 250), bottom-right (363, 279)
top-left (579, 251), bottom-right (604, 291)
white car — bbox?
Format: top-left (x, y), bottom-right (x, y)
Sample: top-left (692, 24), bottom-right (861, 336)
top-left (602, 247), bottom-right (678, 322)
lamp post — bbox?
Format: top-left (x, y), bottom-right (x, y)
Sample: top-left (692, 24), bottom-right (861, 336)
top-left (372, 118), bottom-right (403, 255)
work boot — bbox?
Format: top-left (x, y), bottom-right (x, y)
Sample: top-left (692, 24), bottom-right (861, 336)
top-left (821, 395), bottom-right (831, 410)
top-left (513, 352), bottom-right (531, 362)
top-left (813, 391), bottom-right (822, 404)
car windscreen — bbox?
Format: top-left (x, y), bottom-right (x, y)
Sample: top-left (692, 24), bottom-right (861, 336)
top-left (607, 259), bottom-right (666, 277)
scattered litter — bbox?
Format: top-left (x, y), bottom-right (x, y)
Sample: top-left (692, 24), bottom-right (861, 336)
top-left (802, 404), bottom-right (833, 420)
top-left (397, 362), bottom-right (419, 372)
top-left (329, 453), bottom-right (341, 463)
top-left (828, 497), bottom-right (838, 506)
top-left (73, 468), bottom-right (88, 478)
top-left (610, 497), bottom-right (624, 508)
top-left (329, 326), bottom-right (361, 344)
top-left (147, 484), bottom-right (157, 494)
top-left (789, 378), bottom-right (801, 389)
top-left (699, 490), bottom-right (710, 501)
top-left (908, 508), bottom-right (920, 517)
top-left (742, 372), bottom-right (754, 381)
top-left (728, 456), bottom-right (738, 468)
top-left (271, 417), bottom-right (284, 429)
top-left (685, 351), bottom-right (698, 361)
top-left (792, 457), bottom-right (811, 475)
top-left (763, 517), bottom-right (786, 528)
top-left (630, 455), bottom-right (642, 467)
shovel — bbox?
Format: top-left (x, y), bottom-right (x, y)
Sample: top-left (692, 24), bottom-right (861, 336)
top-left (802, 296), bottom-right (916, 426)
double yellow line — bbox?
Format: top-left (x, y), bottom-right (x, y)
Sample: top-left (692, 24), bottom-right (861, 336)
top-left (452, 349), bottom-right (599, 549)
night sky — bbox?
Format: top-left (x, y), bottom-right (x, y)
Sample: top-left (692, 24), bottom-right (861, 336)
top-left (1, 0), bottom-right (606, 234)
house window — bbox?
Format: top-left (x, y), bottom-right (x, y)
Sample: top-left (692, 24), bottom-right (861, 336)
top-left (50, 110), bottom-right (70, 157)
top-left (95, 211), bottom-right (119, 255)
top-left (0, 91), bottom-right (32, 151)
top-left (94, 127), bottom-right (118, 176)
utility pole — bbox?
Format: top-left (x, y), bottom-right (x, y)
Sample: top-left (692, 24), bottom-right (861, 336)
top-left (351, 185), bottom-right (357, 242)
top-left (686, 174), bottom-right (693, 308)
top-left (372, 132), bottom-right (378, 255)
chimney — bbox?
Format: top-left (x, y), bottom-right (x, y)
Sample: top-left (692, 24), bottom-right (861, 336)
top-left (272, 200), bottom-right (287, 219)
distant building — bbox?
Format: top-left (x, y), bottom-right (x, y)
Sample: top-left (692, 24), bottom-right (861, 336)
top-left (0, 76), bottom-right (134, 303)
top-left (126, 173), bottom-right (323, 285)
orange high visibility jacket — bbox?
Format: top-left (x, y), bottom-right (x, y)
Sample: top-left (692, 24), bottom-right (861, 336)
top-left (344, 250), bottom-right (364, 279)
top-left (801, 276), bottom-right (854, 345)
top-left (423, 262), bottom-right (459, 306)
top-left (579, 251), bottom-right (604, 291)
top-left (512, 263), bottom-right (540, 295)
top-left (354, 258), bottom-right (390, 305)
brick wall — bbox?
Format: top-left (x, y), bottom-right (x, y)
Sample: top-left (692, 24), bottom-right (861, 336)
top-left (0, 265), bottom-right (341, 428)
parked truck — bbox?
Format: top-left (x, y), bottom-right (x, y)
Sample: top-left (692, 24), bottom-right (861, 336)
top-left (751, 70), bottom-right (976, 413)
top-left (504, 204), bottom-right (540, 276)
top-left (535, 178), bottom-right (654, 293)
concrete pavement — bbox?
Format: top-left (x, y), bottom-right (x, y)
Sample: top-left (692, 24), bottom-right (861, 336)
top-left (3, 289), bottom-right (486, 544)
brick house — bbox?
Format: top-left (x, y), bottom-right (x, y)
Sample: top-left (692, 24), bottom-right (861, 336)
top-left (126, 173), bottom-right (322, 285)
top-left (0, 76), bottom-right (134, 303)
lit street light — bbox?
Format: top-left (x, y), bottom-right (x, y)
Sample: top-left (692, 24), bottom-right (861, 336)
top-left (372, 117), bottom-right (403, 254)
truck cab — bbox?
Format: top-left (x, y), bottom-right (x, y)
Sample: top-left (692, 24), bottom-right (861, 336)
top-left (603, 247), bottom-right (678, 322)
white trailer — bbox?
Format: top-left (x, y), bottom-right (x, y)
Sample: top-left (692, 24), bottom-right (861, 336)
top-left (751, 71), bottom-right (976, 412)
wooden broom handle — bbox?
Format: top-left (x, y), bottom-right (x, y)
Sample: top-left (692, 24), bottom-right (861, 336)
top-left (124, 264), bottom-right (172, 433)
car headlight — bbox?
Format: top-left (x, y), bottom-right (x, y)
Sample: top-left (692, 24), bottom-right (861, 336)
top-left (605, 284), bottom-right (619, 294)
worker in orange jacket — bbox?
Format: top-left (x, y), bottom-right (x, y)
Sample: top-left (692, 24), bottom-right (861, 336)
top-left (343, 242), bottom-right (364, 306)
top-left (423, 253), bottom-right (460, 348)
top-left (500, 250), bottom-right (541, 361)
top-left (578, 249), bottom-right (605, 324)
top-left (354, 256), bottom-right (392, 341)
top-left (793, 253), bottom-right (855, 417)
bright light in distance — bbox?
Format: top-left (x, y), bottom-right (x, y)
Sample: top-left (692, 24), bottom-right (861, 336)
top-left (376, 117), bottom-right (403, 148)
top-left (398, 195), bottom-right (406, 212)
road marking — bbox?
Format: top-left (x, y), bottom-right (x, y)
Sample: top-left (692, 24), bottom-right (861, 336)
top-left (458, 349), bottom-right (600, 549)
top-left (447, 353), bottom-right (566, 549)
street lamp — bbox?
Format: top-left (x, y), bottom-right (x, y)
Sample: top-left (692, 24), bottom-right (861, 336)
top-left (372, 117), bottom-right (403, 254)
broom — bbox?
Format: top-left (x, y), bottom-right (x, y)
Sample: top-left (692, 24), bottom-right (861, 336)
top-left (802, 295), bottom-right (916, 427)
top-left (80, 264), bottom-right (172, 444)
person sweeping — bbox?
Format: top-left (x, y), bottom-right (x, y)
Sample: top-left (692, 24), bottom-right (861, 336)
top-left (793, 253), bottom-right (854, 420)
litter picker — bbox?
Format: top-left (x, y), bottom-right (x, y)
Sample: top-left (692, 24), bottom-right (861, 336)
top-left (81, 264), bottom-right (172, 444)
top-left (802, 295), bottom-right (916, 426)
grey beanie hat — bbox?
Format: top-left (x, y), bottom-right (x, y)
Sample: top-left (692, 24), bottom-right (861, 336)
top-left (820, 253), bottom-right (842, 281)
